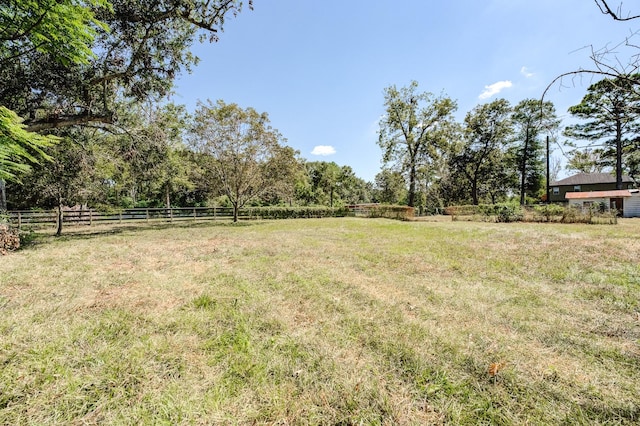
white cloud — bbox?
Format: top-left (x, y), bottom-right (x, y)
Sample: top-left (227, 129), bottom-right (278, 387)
top-left (520, 66), bottom-right (534, 78)
top-left (311, 145), bottom-right (336, 156)
top-left (478, 80), bottom-right (513, 99)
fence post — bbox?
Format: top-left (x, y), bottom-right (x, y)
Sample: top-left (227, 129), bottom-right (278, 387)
top-left (146, 209), bottom-right (149, 223)
top-left (17, 212), bottom-right (22, 230)
top-left (89, 209), bottom-right (93, 227)
top-left (193, 207), bottom-right (196, 220)
top-left (119, 211), bottom-right (122, 224)
top-left (169, 208), bottom-right (173, 223)
top-left (214, 206), bottom-right (216, 220)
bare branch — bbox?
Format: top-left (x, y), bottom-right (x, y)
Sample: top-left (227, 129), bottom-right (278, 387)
top-left (595, 0), bottom-right (640, 21)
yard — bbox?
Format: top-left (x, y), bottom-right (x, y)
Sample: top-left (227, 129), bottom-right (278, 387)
top-left (1, 218), bottom-right (639, 424)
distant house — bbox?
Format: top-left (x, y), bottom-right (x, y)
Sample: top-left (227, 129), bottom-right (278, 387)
top-left (566, 189), bottom-right (640, 217)
top-left (549, 173), bottom-right (635, 203)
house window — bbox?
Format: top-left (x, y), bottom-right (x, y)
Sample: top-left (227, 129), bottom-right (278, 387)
top-left (573, 185), bottom-right (581, 191)
top-left (552, 187), bottom-right (559, 195)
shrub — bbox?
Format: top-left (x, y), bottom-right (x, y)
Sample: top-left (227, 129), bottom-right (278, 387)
top-left (494, 203), bottom-right (524, 223)
top-left (366, 205), bottom-right (414, 220)
top-left (241, 206), bottom-right (349, 220)
top-left (349, 204), bottom-right (415, 221)
top-left (532, 204), bottom-right (565, 222)
top-left (445, 203), bottom-right (523, 222)
top-left (444, 205), bottom-right (480, 216)
top-left (560, 205), bottom-right (617, 224)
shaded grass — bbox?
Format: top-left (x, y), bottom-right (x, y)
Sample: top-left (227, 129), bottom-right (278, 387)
top-left (1, 218), bottom-right (639, 424)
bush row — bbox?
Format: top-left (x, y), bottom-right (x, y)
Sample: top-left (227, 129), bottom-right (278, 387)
top-left (527, 204), bottom-right (617, 224)
top-left (242, 205), bottom-right (415, 221)
top-left (444, 203), bottom-right (523, 222)
top-left (353, 205), bottom-right (415, 221)
top-left (445, 203), bottom-right (617, 224)
top-left (241, 206), bottom-right (350, 220)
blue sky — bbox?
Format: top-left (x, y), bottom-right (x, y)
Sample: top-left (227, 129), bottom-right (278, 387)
top-left (174, 0), bottom-right (637, 182)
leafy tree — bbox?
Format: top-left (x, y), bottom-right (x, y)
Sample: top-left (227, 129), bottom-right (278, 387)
top-left (1, 0), bottom-right (105, 207)
top-left (378, 81), bottom-right (457, 207)
top-left (428, 161), bottom-right (468, 208)
top-left (373, 169), bottom-right (407, 204)
top-left (255, 146), bottom-right (304, 206)
top-left (115, 102), bottom-right (194, 208)
top-left (1, 0), bottom-right (251, 132)
top-left (7, 135), bottom-right (96, 235)
top-left (0, 0), bottom-right (109, 67)
top-left (565, 148), bottom-right (607, 174)
top-left (299, 161), bottom-right (370, 207)
top-left (303, 161), bottom-right (341, 206)
top-left (511, 99), bottom-right (559, 204)
top-left (453, 99), bottom-right (514, 205)
top-left (0, 108), bottom-right (57, 182)
top-left (190, 100), bottom-right (295, 222)
top-left (564, 75), bottom-right (640, 187)
top-left (1, 0), bottom-right (249, 208)
top-left (334, 165), bottom-right (371, 205)
top-left (0, 107), bottom-right (59, 210)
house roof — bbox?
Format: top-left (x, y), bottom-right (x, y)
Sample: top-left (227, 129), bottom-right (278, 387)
top-left (551, 172), bottom-right (633, 186)
top-left (565, 190), bottom-right (632, 199)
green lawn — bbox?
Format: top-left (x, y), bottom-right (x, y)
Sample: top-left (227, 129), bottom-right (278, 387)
top-left (1, 218), bottom-right (639, 424)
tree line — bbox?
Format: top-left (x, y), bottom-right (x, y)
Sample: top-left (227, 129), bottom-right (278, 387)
top-left (377, 76), bottom-right (640, 211)
top-left (2, 1), bottom-right (639, 220)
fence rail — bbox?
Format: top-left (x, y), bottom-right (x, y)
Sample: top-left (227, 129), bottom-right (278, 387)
top-left (6, 207), bottom-right (239, 230)
top-left (4, 205), bottom-right (405, 230)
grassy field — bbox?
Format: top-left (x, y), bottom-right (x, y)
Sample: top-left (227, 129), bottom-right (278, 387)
top-left (1, 217), bottom-right (639, 425)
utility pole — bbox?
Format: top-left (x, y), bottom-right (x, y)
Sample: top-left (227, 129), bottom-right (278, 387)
top-left (546, 135), bottom-right (550, 204)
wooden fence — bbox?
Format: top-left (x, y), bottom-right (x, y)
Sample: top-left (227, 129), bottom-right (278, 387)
top-left (6, 207), bottom-right (240, 230)
top-left (4, 205), bottom-right (409, 231)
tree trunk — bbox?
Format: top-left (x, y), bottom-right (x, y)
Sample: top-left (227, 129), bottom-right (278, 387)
top-left (232, 202), bottom-right (239, 223)
top-left (408, 165), bottom-right (416, 207)
top-left (165, 185), bottom-right (171, 209)
top-left (56, 203), bottom-right (63, 236)
top-left (130, 185), bottom-right (137, 206)
top-left (0, 179), bottom-right (6, 211)
top-left (330, 185), bottom-right (334, 208)
top-left (471, 178), bottom-right (479, 205)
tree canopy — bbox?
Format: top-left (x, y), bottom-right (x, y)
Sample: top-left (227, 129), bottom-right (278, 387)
top-left (511, 99), bottom-right (559, 204)
top-left (378, 81), bottom-right (457, 207)
top-left (0, 107), bottom-right (56, 182)
top-left (564, 74), bottom-right (640, 187)
top-left (190, 100), bottom-right (299, 222)
top-left (453, 99), bottom-right (514, 205)
top-left (0, 0), bottom-right (109, 67)
top-left (0, 0), bottom-right (108, 187)
top-left (1, 0), bottom-right (250, 211)
top-left (1, 0), bottom-right (251, 132)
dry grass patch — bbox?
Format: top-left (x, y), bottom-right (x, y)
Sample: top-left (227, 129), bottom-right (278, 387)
top-left (1, 218), bottom-right (639, 424)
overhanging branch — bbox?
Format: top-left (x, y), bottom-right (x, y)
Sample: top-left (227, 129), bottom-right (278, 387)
top-left (26, 112), bottom-right (114, 133)
top-left (595, 0), bottom-right (640, 21)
